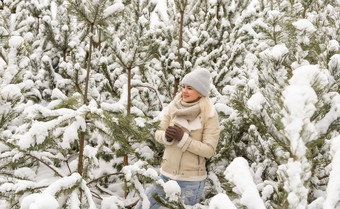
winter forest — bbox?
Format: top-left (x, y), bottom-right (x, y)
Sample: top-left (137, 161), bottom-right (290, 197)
top-left (0, 0), bottom-right (340, 208)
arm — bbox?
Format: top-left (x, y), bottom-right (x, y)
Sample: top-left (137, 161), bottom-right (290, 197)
top-left (177, 112), bottom-right (220, 158)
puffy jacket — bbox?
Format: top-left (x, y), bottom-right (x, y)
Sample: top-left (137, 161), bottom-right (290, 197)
top-left (155, 100), bottom-right (220, 181)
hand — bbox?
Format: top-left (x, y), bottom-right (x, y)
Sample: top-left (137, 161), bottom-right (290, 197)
top-left (165, 128), bottom-right (173, 142)
top-left (165, 126), bottom-right (184, 141)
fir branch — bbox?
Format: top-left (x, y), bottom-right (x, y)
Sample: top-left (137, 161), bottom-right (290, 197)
top-left (111, 46), bottom-right (129, 69)
top-left (94, 184), bottom-right (114, 196)
top-left (132, 83), bottom-right (163, 108)
top-left (66, 156), bottom-right (73, 174)
top-left (258, 113), bottom-right (291, 155)
top-left (90, 190), bottom-right (102, 200)
top-left (87, 172), bottom-right (124, 185)
top-left (68, 1), bottom-right (92, 25)
top-left (126, 199), bottom-right (139, 208)
top-left (153, 193), bottom-right (186, 209)
top-left (26, 153), bottom-right (64, 177)
top-left (100, 64), bottom-right (118, 97)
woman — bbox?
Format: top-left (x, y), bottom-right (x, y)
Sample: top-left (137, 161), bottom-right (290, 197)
top-left (136, 69), bottom-right (220, 209)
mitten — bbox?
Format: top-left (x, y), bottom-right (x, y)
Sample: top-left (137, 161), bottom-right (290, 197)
top-left (165, 128), bottom-right (174, 142)
top-left (165, 125), bottom-right (184, 141)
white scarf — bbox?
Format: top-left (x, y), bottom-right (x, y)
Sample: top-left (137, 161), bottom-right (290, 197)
top-left (170, 99), bottom-right (202, 132)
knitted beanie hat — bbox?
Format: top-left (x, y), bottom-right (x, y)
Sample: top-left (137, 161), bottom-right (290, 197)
top-left (182, 69), bottom-right (211, 96)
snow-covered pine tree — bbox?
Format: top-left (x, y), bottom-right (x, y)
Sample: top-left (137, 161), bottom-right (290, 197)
top-left (152, 0), bottom-right (224, 99)
top-left (98, 0), bottom-right (168, 201)
top-left (205, 0), bottom-right (268, 203)
top-left (1, 0), bottom-right (154, 208)
top-left (208, 0), bottom-right (340, 208)
top-left (0, 0), bottom-right (60, 206)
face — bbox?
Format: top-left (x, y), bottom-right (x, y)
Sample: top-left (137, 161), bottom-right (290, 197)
top-left (181, 84), bottom-right (202, 103)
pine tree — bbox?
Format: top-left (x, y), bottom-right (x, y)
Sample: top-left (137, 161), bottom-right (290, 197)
top-left (1, 0), bottom-right (153, 207)
top-left (209, 0), bottom-right (340, 208)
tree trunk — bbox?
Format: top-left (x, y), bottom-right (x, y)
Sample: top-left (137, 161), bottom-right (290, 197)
top-left (173, 8), bottom-right (185, 98)
top-left (123, 67), bottom-right (132, 198)
top-left (127, 67), bottom-right (131, 115)
top-left (78, 23), bottom-right (94, 175)
top-left (78, 132), bottom-right (85, 175)
top-left (173, 78), bottom-right (180, 98)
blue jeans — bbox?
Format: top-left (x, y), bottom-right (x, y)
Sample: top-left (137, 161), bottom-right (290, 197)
top-left (135, 175), bottom-right (205, 209)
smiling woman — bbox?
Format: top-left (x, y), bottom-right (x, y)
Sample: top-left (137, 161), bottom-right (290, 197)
top-left (181, 84), bottom-right (201, 103)
top-left (135, 69), bottom-right (221, 209)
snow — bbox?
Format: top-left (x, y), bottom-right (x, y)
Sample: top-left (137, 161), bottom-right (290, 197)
top-left (267, 10), bottom-right (281, 22)
top-left (103, 1), bottom-right (124, 18)
top-left (209, 193), bottom-right (237, 209)
top-left (51, 88), bottom-right (68, 100)
top-left (260, 44), bottom-right (289, 61)
top-left (278, 159), bottom-right (309, 209)
top-left (150, 0), bottom-right (167, 27)
top-left (14, 167), bottom-right (36, 180)
top-left (44, 173), bottom-right (82, 195)
top-left (17, 110), bottom-right (80, 149)
top-left (61, 116), bottom-right (86, 149)
top-left (224, 157), bottom-right (266, 209)
top-left (0, 57), bottom-right (5, 72)
top-left (50, 1), bottom-right (57, 20)
top-left (135, 145), bottom-right (154, 160)
top-left (61, 24), bottom-right (69, 31)
top-left (163, 180), bottom-right (181, 201)
top-left (261, 184), bottom-right (274, 201)
top-left (292, 19), bottom-right (316, 33)
top-left (9, 36), bottom-right (24, 48)
top-left (328, 40), bottom-right (339, 52)
top-left (281, 65), bottom-right (319, 156)
top-left (84, 145), bottom-right (98, 159)
top-left (20, 193), bottom-right (59, 209)
top-left (23, 32), bottom-right (34, 41)
top-left (292, 19), bottom-right (316, 44)
top-left (247, 92), bottom-right (265, 112)
top-left (317, 96), bottom-right (340, 134)
top-left (271, 44), bottom-right (289, 61)
top-left (323, 135), bottom-right (340, 209)
top-left (122, 161), bottom-right (158, 182)
top-left (328, 54), bottom-right (340, 77)
top-left (0, 84), bottom-right (22, 100)
top-left (101, 196), bottom-right (124, 209)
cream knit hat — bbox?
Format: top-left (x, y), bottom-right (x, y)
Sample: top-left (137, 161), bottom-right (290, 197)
top-left (182, 69), bottom-right (211, 96)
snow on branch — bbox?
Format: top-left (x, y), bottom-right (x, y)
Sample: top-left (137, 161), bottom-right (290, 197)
top-left (21, 173), bottom-right (83, 209)
top-left (103, 1), bottom-right (124, 18)
top-left (209, 193), bottom-right (237, 209)
top-left (292, 19), bottom-right (316, 45)
top-left (259, 44), bottom-right (289, 63)
top-left (281, 65), bottom-right (320, 157)
top-left (315, 92), bottom-right (340, 135)
top-left (323, 135), bottom-right (340, 209)
top-left (122, 160), bottom-right (158, 208)
top-left (224, 157), bottom-right (266, 209)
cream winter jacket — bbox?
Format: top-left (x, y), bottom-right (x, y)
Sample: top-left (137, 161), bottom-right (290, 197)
top-left (155, 99), bottom-right (220, 181)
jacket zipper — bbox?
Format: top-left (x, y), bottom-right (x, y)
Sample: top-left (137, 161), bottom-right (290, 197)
top-left (198, 156), bottom-right (200, 175)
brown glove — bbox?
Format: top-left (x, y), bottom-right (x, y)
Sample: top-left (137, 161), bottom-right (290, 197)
top-left (165, 125), bottom-right (184, 141)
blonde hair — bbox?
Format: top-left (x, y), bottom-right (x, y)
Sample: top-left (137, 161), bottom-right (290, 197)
top-left (173, 92), bottom-right (212, 123)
